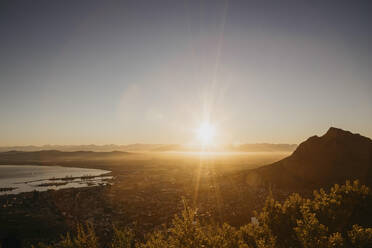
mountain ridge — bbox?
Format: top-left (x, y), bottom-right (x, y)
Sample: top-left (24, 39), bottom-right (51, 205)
top-left (0, 143), bottom-right (297, 153)
top-left (250, 127), bottom-right (372, 189)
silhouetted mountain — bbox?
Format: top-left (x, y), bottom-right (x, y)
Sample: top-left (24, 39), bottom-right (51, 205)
top-left (0, 143), bottom-right (296, 153)
top-left (0, 150), bottom-right (130, 164)
top-left (0, 145), bottom-right (131, 152)
top-left (250, 127), bottom-right (372, 189)
top-left (231, 143), bottom-right (297, 152)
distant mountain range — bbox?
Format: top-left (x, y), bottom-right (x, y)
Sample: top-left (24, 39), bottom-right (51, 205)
top-left (1, 127), bottom-right (370, 190)
top-left (0, 150), bottom-right (130, 165)
top-left (248, 127), bottom-right (372, 189)
top-left (0, 143), bottom-right (297, 153)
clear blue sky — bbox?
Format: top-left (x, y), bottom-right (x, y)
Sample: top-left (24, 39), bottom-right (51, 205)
top-left (0, 0), bottom-right (371, 146)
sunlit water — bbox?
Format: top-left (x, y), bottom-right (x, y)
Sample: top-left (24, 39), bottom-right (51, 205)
top-left (0, 165), bottom-right (112, 195)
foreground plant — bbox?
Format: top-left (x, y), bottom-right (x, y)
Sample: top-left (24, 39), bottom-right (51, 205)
top-left (33, 180), bottom-right (372, 248)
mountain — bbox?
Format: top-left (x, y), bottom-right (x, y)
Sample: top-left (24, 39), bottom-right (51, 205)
top-left (248, 127), bottom-right (372, 189)
top-left (231, 143), bottom-right (297, 152)
top-left (0, 143), bottom-right (297, 153)
top-left (0, 144), bottom-right (179, 152)
top-left (0, 150), bottom-right (130, 165)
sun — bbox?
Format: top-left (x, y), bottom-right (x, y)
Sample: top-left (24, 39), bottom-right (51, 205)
top-left (196, 122), bottom-right (216, 146)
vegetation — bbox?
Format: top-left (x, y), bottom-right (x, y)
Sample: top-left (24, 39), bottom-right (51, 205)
top-left (33, 180), bottom-right (372, 248)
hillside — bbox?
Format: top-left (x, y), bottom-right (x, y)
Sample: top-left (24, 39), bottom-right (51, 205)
top-left (251, 127), bottom-right (372, 189)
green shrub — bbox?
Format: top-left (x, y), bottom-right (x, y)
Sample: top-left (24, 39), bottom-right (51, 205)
top-left (33, 180), bottom-right (372, 248)
top-left (347, 224), bottom-right (372, 248)
top-left (32, 223), bottom-right (98, 248)
top-left (111, 226), bottom-right (135, 248)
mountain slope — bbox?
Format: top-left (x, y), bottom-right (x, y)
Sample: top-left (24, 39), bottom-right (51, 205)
top-left (252, 127), bottom-right (372, 189)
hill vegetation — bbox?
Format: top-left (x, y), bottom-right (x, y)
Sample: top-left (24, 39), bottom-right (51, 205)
top-left (32, 180), bottom-right (372, 248)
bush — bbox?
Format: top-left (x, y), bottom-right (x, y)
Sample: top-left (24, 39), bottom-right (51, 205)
top-left (33, 180), bottom-right (372, 248)
top-left (347, 225), bottom-right (372, 248)
top-left (32, 223), bottom-right (98, 248)
top-left (111, 226), bottom-right (135, 248)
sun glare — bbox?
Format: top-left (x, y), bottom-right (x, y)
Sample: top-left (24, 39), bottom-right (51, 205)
top-left (196, 122), bottom-right (216, 146)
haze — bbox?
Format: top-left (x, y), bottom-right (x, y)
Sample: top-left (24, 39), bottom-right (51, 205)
top-left (1, 0), bottom-right (371, 146)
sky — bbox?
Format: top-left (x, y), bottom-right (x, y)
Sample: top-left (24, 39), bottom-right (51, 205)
top-left (0, 0), bottom-right (371, 146)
